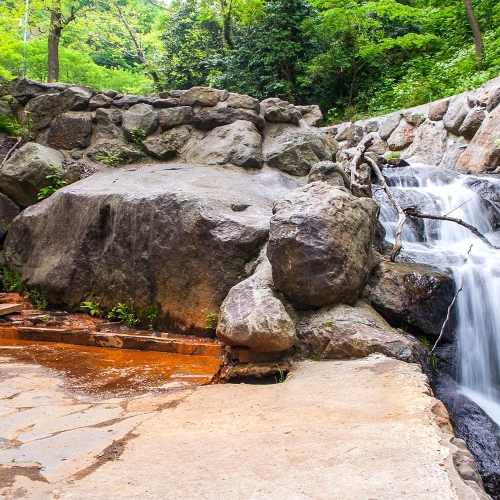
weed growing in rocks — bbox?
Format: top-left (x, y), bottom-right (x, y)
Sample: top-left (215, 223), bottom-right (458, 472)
top-left (275, 365), bottom-right (287, 383)
top-left (37, 164), bottom-right (67, 201)
top-left (96, 154), bottom-right (122, 166)
top-left (1, 267), bottom-right (24, 294)
top-left (385, 152), bottom-right (401, 160)
top-left (27, 289), bottom-right (49, 310)
top-left (130, 128), bottom-right (147, 148)
top-left (1, 267), bottom-right (49, 309)
top-left (205, 313), bottom-right (218, 330)
top-left (80, 301), bottom-right (104, 317)
top-left (108, 301), bottom-right (139, 328)
top-left (0, 116), bottom-right (22, 136)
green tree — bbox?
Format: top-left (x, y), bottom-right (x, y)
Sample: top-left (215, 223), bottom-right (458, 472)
top-left (218, 0), bottom-right (318, 102)
top-left (159, 0), bottom-right (223, 89)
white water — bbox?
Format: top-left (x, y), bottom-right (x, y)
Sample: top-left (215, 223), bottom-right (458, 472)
top-left (375, 164), bottom-right (500, 426)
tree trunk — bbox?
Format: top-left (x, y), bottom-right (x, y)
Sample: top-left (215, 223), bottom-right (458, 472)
top-left (48, 2), bottom-right (62, 82)
top-left (220, 0), bottom-right (233, 49)
top-left (463, 0), bottom-right (483, 67)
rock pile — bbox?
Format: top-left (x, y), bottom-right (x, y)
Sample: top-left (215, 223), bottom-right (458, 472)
top-left (0, 77), bottom-right (484, 359)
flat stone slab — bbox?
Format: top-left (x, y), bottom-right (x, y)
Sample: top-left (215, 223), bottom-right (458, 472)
top-left (0, 325), bottom-right (223, 357)
top-left (0, 352), bottom-right (485, 499)
top-left (0, 304), bottom-right (23, 316)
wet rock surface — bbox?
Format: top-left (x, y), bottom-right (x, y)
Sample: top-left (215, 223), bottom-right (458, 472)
top-left (432, 351), bottom-right (500, 500)
top-left (366, 261), bottom-right (455, 337)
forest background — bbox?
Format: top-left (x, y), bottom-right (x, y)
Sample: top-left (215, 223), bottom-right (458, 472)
top-left (1, 0), bottom-right (499, 122)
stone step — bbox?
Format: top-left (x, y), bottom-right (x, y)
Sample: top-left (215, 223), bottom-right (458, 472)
top-left (0, 325), bottom-right (224, 357)
top-left (0, 303), bottom-right (24, 316)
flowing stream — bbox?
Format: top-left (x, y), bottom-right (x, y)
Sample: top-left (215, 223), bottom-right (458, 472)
top-left (374, 164), bottom-right (500, 426)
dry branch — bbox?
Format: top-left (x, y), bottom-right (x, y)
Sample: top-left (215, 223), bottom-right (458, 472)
top-left (0, 137), bottom-right (21, 170)
top-left (363, 154), bottom-right (407, 261)
top-left (349, 133), bottom-right (376, 188)
top-left (429, 245), bottom-right (473, 356)
top-left (404, 207), bottom-right (500, 249)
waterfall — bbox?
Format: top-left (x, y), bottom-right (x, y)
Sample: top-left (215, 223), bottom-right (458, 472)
top-left (374, 164), bottom-right (500, 426)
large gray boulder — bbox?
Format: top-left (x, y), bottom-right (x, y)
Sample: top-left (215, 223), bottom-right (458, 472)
top-left (179, 87), bottom-right (220, 107)
top-left (365, 261), bottom-right (455, 337)
top-left (217, 256), bottom-right (296, 352)
top-left (8, 78), bottom-right (77, 104)
top-left (157, 107), bottom-right (193, 130)
top-left (379, 113), bottom-right (402, 140)
top-left (387, 119), bottom-right (415, 151)
top-left (25, 87), bottom-right (92, 130)
top-left (263, 123), bottom-right (338, 176)
top-left (296, 300), bottom-right (424, 363)
top-left (260, 98), bottom-right (301, 124)
top-left (5, 164), bottom-right (299, 333)
top-left (193, 106), bottom-right (265, 132)
top-left (122, 103), bottom-right (159, 140)
top-left (0, 142), bottom-right (64, 207)
top-left (46, 111), bottom-right (92, 149)
top-left (308, 161), bottom-right (349, 188)
top-left (428, 99), bottom-right (450, 121)
top-left (403, 121), bottom-right (447, 166)
top-left (0, 101), bottom-right (13, 119)
top-left (297, 105), bottom-right (323, 127)
top-left (185, 120), bottom-right (263, 169)
top-left (88, 94), bottom-right (113, 110)
top-left (86, 140), bottom-right (145, 165)
top-left (95, 108), bottom-right (123, 141)
top-left (141, 126), bottom-right (192, 160)
top-left (443, 95), bottom-right (469, 135)
top-left (227, 93), bottom-right (260, 111)
top-left (455, 104), bottom-right (500, 173)
top-left (459, 107), bottom-right (487, 140)
top-left (267, 182), bottom-right (378, 310)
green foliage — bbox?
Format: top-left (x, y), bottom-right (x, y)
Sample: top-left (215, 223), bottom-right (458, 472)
top-left (130, 128), bottom-right (147, 148)
top-left (108, 301), bottom-right (139, 328)
top-left (136, 305), bottom-right (160, 330)
top-left (1, 267), bottom-right (25, 294)
top-left (80, 301), bottom-right (104, 317)
top-left (216, 0), bottom-right (319, 101)
top-left (417, 335), bottom-right (433, 349)
top-left (205, 313), bottom-right (218, 330)
top-left (0, 266), bottom-right (49, 309)
top-left (428, 354), bottom-right (439, 370)
top-left (324, 320), bottom-right (336, 328)
top-left (385, 152), bottom-right (401, 159)
top-left (27, 289), bottom-right (48, 310)
top-left (275, 364), bottom-right (287, 383)
top-left (37, 165), bottom-right (68, 201)
top-left (96, 154), bottom-right (122, 166)
top-left (0, 115), bottom-right (22, 136)
top-left (159, 0), bottom-right (223, 90)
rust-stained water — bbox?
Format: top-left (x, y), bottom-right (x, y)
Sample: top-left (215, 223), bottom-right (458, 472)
top-left (0, 339), bottom-right (223, 399)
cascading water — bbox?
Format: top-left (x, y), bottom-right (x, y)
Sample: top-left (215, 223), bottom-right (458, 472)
top-left (374, 164), bottom-right (500, 425)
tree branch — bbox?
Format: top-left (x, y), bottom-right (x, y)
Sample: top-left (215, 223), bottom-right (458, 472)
top-left (0, 138), bottom-right (22, 170)
top-left (404, 207), bottom-right (499, 249)
top-left (429, 245), bottom-right (473, 356)
top-left (363, 153), bottom-right (407, 261)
